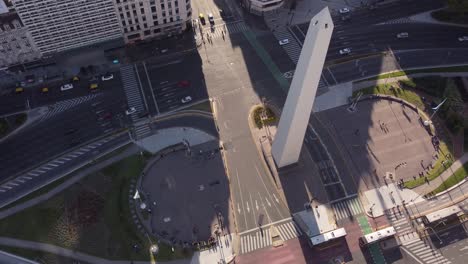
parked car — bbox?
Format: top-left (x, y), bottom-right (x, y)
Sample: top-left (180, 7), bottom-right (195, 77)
top-left (181, 96), bottom-right (192, 104)
top-left (339, 7), bottom-right (350, 14)
top-left (208, 13), bottom-right (214, 24)
top-left (339, 48), bottom-right (351, 55)
top-left (126, 107), bottom-right (137, 115)
top-left (41, 87), bottom-right (49, 93)
top-left (101, 73), bottom-right (114, 81)
top-left (397, 32), bottom-right (409, 39)
top-left (60, 83), bottom-right (74, 91)
top-left (279, 39), bottom-right (289, 46)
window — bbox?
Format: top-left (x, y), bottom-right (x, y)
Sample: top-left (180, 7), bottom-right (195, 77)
top-left (144, 30), bottom-right (150, 35)
top-left (151, 6), bottom-right (156, 12)
top-left (169, 17), bottom-right (173, 22)
top-left (153, 20), bottom-right (158, 26)
top-left (153, 28), bottom-right (161, 33)
top-left (162, 18), bottom-right (166, 23)
top-left (140, 8), bottom-right (144, 14)
top-left (161, 4), bottom-right (165, 9)
top-left (143, 23), bottom-right (147, 28)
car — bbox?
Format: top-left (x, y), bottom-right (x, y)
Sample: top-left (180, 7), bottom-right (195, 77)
top-left (71, 76), bottom-right (80, 82)
top-left (89, 83), bottom-right (98, 91)
top-left (339, 48), bottom-right (351, 55)
top-left (41, 87), bottom-right (49, 93)
top-left (161, 48), bottom-right (169, 53)
top-left (208, 13), bottom-right (214, 24)
top-left (396, 32), bottom-right (409, 39)
top-left (60, 83), bottom-right (73, 91)
top-left (339, 7), bottom-right (350, 14)
top-left (15, 87), bottom-right (24, 94)
top-left (279, 39), bottom-right (289, 45)
top-left (101, 73), bottom-right (114, 81)
top-left (177, 80), bottom-right (191, 87)
top-left (458, 36), bottom-right (468, 42)
top-left (126, 107), bottom-right (137, 115)
top-left (199, 13), bottom-right (205, 25)
top-left (181, 96), bottom-right (192, 104)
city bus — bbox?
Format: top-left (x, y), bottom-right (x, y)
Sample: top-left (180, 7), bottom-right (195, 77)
top-left (359, 226), bottom-right (396, 247)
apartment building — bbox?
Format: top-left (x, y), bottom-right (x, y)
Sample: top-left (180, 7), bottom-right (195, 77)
top-left (114, 0), bottom-right (192, 44)
top-left (0, 0), bottom-right (41, 68)
top-left (12, 0), bottom-right (123, 55)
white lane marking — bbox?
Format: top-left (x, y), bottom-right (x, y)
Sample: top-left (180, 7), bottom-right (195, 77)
top-left (48, 163), bottom-right (59, 167)
top-left (28, 172), bottom-right (40, 177)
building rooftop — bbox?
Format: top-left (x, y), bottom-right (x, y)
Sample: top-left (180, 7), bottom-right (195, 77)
top-left (0, 11), bottom-right (22, 32)
top-left (293, 204), bottom-right (336, 237)
top-left (0, 0), bottom-right (8, 14)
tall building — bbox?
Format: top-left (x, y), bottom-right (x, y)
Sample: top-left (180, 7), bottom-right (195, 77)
top-left (242, 0), bottom-right (284, 15)
top-left (0, 0), bottom-right (41, 68)
top-left (12, 0), bottom-right (123, 56)
top-left (114, 0), bottom-right (192, 44)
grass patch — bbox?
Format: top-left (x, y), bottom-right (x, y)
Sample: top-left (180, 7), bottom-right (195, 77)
top-left (185, 100), bottom-right (212, 113)
top-left (429, 162), bottom-right (468, 195)
top-left (1, 143), bottom-right (132, 210)
top-left (252, 106), bottom-right (277, 129)
top-left (0, 154), bottom-right (191, 261)
top-left (359, 65), bottom-right (468, 82)
top-left (353, 83), bottom-right (424, 109)
top-left (404, 141), bottom-right (452, 189)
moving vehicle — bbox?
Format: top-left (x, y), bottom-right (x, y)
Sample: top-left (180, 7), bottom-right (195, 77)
top-left (339, 48), bottom-right (351, 55)
top-left (60, 83), bottom-right (73, 91)
top-left (359, 226), bottom-right (396, 248)
top-left (126, 107), bottom-right (137, 115)
top-left (339, 7), bottom-right (350, 14)
top-left (89, 83), bottom-right (98, 91)
top-left (41, 87), bottom-right (49, 93)
top-left (181, 96), bottom-right (192, 104)
top-left (199, 13), bottom-right (205, 25)
top-left (101, 73), bottom-right (114, 81)
top-left (71, 76), bottom-right (80, 82)
top-left (279, 39), bottom-right (289, 46)
top-left (15, 87), bottom-right (24, 94)
top-left (458, 36), bottom-right (468, 42)
top-left (208, 13), bottom-right (214, 25)
top-left (396, 32), bottom-right (409, 39)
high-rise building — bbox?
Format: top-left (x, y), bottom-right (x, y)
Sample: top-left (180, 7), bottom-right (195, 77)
top-left (12, 0), bottom-right (123, 56)
top-left (0, 0), bottom-right (41, 68)
top-left (114, 0), bottom-right (192, 44)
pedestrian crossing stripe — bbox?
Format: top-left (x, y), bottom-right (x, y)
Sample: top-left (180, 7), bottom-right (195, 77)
top-left (239, 220), bottom-right (302, 254)
top-left (196, 22), bottom-right (247, 40)
top-left (332, 197), bottom-right (364, 220)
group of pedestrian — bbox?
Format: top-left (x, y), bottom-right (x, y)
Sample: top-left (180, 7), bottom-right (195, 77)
top-left (395, 162), bottom-right (407, 170)
top-left (378, 120), bottom-right (390, 133)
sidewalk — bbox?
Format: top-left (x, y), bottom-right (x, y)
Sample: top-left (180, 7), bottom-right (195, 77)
top-left (410, 8), bottom-right (468, 28)
top-left (363, 153), bottom-right (468, 217)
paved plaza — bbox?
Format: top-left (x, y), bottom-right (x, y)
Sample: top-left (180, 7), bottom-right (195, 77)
top-left (139, 140), bottom-right (233, 244)
top-left (318, 98), bottom-right (436, 191)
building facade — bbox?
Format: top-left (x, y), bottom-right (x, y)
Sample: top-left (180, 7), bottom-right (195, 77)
top-left (12, 0), bottom-right (123, 56)
top-left (0, 0), bottom-right (41, 68)
top-left (242, 0), bottom-right (284, 16)
top-left (114, 0), bottom-right (192, 44)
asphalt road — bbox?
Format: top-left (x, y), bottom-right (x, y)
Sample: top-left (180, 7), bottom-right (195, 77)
top-left (135, 53), bottom-right (208, 115)
top-left (0, 69), bottom-right (122, 116)
top-left (0, 87), bottom-right (128, 180)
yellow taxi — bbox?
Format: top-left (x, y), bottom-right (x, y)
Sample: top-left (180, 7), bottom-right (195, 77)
top-left (72, 76), bottom-right (80, 82)
top-left (15, 87), bottom-right (24, 94)
top-left (89, 83), bottom-right (98, 91)
top-left (41, 87), bottom-right (49, 93)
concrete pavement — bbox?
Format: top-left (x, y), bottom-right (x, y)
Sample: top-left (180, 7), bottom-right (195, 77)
top-left (0, 250), bottom-right (39, 264)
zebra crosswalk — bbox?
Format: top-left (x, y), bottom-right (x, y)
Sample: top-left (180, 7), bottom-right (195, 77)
top-left (39, 93), bottom-right (101, 122)
top-left (405, 239), bottom-right (451, 264)
top-left (120, 65), bottom-right (146, 123)
top-left (199, 21), bottom-right (247, 41)
top-left (331, 197), bottom-right (364, 221)
top-left (377, 17), bottom-right (413, 25)
top-left (239, 220), bottom-right (302, 255)
top-left (133, 123), bottom-right (152, 140)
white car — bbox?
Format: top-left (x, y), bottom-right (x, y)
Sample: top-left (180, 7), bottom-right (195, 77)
top-left (397, 32), bottom-right (409, 39)
top-left (60, 83), bottom-right (73, 91)
top-left (125, 107), bottom-right (136, 115)
top-left (339, 7), bottom-right (350, 14)
top-left (339, 48), bottom-right (351, 55)
top-left (101, 73), bottom-right (114, 81)
top-left (181, 96), bottom-right (192, 104)
top-left (208, 13), bottom-right (214, 24)
top-left (279, 39), bottom-right (289, 46)
top-left (458, 36), bottom-right (468, 42)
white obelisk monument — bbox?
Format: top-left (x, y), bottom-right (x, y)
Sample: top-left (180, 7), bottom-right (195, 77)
top-left (271, 7), bottom-right (334, 168)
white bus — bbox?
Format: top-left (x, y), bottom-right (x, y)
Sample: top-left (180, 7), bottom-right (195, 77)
top-left (423, 205), bottom-right (462, 225)
top-left (359, 226), bottom-right (396, 247)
